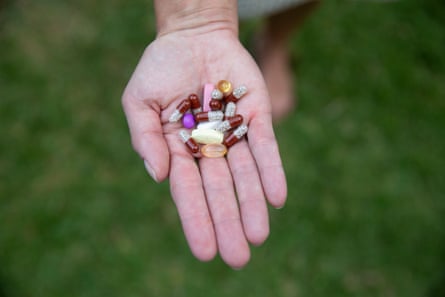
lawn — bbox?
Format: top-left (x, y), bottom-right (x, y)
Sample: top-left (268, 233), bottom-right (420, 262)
top-left (1, 0), bottom-right (444, 296)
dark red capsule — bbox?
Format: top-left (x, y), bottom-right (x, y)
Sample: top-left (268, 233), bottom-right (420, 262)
top-left (188, 94), bottom-right (201, 110)
top-left (209, 99), bottom-right (223, 111)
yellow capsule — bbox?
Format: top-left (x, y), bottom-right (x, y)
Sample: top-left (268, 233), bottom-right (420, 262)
top-left (191, 128), bottom-right (224, 144)
top-left (217, 80), bottom-right (233, 96)
top-left (201, 143), bottom-right (227, 158)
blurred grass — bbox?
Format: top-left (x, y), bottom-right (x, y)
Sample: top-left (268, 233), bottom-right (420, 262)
top-left (1, 0), bottom-right (444, 296)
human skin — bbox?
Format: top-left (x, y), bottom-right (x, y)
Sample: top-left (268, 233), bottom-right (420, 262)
top-left (122, 0), bottom-right (287, 269)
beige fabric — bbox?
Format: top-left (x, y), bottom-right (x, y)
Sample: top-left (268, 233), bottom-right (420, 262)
top-left (238, 0), bottom-right (314, 19)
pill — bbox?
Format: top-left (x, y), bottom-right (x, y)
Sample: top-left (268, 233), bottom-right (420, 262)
top-left (225, 85), bottom-right (248, 103)
top-left (217, 80), bottom-right (233, 96)
top-left (201, 143), bottom-right (227, 158)
top-left (191, 129), bottom-right (224, 144)
top-left (169, 99), bottom-right (191, 123)
top-left (197, 121), bottom-right (222, 130)
top-left (182, 113), bottom-right (196, 129)
top-left (179, 130), bottom-right (199, 153)
top-left (202, 83), bottom-right (214, 112)
top-left (211, 89), bottom-right (223, 100)
top-left (195, 110), bottom-right (224, 122)
top-left (209, 99), bottom-right (223, 111)
top-left (223, 124), bottom-right (248, 148)
top-left (233, 85), bottom-right (248, 99)
top-left (188, 93), bottom-right (202, 114)
top-left (215, 114), bottom-right (243, 133)
top-left (224, 102), bottom-right (236, 118)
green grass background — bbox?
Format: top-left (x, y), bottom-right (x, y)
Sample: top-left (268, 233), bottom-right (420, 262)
top-left (1, 0), bottom-right (444, 296)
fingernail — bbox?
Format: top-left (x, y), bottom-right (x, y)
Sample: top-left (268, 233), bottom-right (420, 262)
top-left (144, 160), bottom-right (158, 182)
top-left (274, 203), bottom-right (285, 210)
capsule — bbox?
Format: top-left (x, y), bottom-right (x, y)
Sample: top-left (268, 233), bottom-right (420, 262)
top-left (179, 130), bottom-right (199, 153)
top-left (197, 120), bottom-right (222, 130)
top-left (224, 102), bottom-right (237, 118)
top-left (225, 85), bottom-right (248, 103)
top-left (191, 129), bottom-right (224, 144)
top-left (223, 124), bottom-right (248, 148)
top-left (169, 99), bottom-right (191, 122)
top-left (217, 80), bottom-right (233, 96)
top-left (211, 89), bottom-right (223, 100)
top-left (209, 99), bottom-right (223, 111)
top-left (201, 143), bottom-right (227, 158)
top-left (195, 110), bottom-right (224, 123)
top-left (188, 94), bottom-right (202, 114)
top-left (215, 114), bottom-right (243, 133)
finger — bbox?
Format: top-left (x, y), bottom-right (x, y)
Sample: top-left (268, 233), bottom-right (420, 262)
top-left (199, 157), bottom-right (250, 269)
top-left (122, 96), bottom-right (170, 182)
top-left (227, 140), bottom-right (269, 246)
top-left (168, 137), bottom-right (217, 262)
top-left (248, 113), bottom-right (287, 208)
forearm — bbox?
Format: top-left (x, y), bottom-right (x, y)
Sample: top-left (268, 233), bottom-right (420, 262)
top-left (154, 0), bottom-right (238, 36)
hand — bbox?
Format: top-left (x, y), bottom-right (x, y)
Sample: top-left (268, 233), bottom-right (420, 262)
top-left (122, 27), bottom-right (287, 268)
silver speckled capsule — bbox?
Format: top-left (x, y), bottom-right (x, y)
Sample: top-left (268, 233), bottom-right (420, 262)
top-left (211, 89), bottom-right (223, 100)
top-left (233, 85), bottom-right (248, 99)
top-left (224, 102), bottom-right (236, 118)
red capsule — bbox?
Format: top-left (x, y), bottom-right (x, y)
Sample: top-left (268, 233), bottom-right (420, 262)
top-left (209, 99), bottom-right (223, 111)
top-left (185, 139), bottom-right (199, 153)
top-left (225, 94), bottom-right (237, 103)
top-left (188, 94), bottom-right (201, 110)
top-left (223, 124), bottom-right (248, 148)
top-left (169, 99), bottom-right (191, 122)
top-left (177, 99), bottom-right (191, 113)
top-left (216, 114), bottom-right (243, 133)
top-left (179, 130), bottom-right (199, 153)
top-left (225, 85), bottom-right (248, 103)
top-left (227, 114), bottom-right (243, 126)
top-left (223, 133), bottom-right (239, 148)
top-left (195, 110), bottom-right (224, 123)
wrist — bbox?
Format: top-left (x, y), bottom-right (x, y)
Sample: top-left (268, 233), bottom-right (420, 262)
top-left (154, 1), bottom-right (238, 37)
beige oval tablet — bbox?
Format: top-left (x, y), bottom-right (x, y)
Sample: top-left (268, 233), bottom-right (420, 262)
top-left (191, 129), bottom-right (223, 144)
top-left (201, 143), bottom-right (227, 158)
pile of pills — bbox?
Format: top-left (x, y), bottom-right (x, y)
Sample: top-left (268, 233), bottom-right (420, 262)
top-left (169, 80), bottom-right (249, 158)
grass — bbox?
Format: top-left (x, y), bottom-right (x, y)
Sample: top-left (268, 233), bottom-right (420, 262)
top-left (1, 0), bottom-right (444, 296)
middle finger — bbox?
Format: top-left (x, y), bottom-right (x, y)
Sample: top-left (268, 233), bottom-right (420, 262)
top-left (199, 157), bottom-right (250, 268)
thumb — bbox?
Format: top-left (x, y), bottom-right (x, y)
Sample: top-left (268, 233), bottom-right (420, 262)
top-left (122, 96), bottom-right (170, 182)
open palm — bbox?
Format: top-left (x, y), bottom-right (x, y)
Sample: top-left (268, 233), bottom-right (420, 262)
top-left (122, 29), bottom-right (287, 268)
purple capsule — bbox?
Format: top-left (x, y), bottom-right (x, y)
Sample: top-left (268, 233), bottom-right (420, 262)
top-left (182, 113), bottom-right (196, 129)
